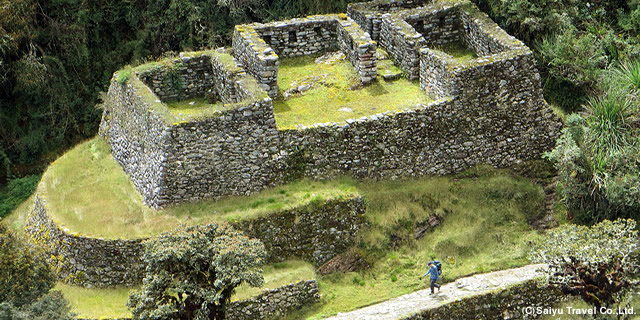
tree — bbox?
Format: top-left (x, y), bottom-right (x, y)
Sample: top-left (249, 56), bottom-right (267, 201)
top-left (0, 223), bottom-right (74, 319)
top-left (127, 223), bottom-right (267, 320)
top-left (530, 219), bottom-right (639, 317)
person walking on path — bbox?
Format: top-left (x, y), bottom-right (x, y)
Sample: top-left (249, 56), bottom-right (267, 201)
top-left (421, 262), bottom-right (441, 294)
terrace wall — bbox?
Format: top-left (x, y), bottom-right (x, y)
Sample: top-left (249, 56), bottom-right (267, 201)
top-left (25, 194), bottom-right (145, 287)
top-left (26, 188), bottom-right (365, 286)
top-left (227, 280), bottom-right (321, 320)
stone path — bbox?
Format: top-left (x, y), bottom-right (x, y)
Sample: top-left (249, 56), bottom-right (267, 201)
top-left (324, 264), bottom-right (547, 320)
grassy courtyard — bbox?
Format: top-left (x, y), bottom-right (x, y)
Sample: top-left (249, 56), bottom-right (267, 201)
top-left (273, 53), bottom-right (432, 129)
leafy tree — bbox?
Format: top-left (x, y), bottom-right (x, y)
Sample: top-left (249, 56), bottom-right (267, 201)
top-left (127, 223), bottom-right (267, 320)
top-left (0, 223), bottom-right (56, 307)
top-left (530, 219), bottom-right (638, 317)
top-left (0, 291), bottom-right (74, 320)
top-left (0, 223), bottom-right (74, 319)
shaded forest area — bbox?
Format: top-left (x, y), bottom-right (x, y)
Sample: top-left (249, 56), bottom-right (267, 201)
top-left (3, 0), bottom-right (640, 221)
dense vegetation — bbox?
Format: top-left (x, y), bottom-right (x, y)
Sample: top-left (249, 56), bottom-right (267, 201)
top-left (0, 0), bottom-right (353, 209)
top-left (0, 223), bottom-right (74, 319)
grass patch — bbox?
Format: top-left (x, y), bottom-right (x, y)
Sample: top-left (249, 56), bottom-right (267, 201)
top-left (55, 259), bottom-right (315, 319)
top-left (273, 53), bottom-right (431, 129)
top-left (55, 283), bottom-right (135, 319)
top-left (287, 167), bottom-right (546, 319)
top-left (166, 97), bottom-right (227, 120)
top-left (435, 41), bottom-right (477, 63)
top-left (38, 137), bottom-right (357, 239)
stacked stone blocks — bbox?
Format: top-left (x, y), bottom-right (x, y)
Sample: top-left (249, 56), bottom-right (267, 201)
top-left (233, 14), bottom-right (377, 98)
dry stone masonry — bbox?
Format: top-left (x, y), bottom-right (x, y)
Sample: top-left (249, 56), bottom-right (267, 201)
top-left (233, 14), bottom-right (377, 98)
top-left (25, 183), bottom-right (365, 287)
top-left (97, 0), bottom-right (561, 209)
top-left (33, 0), bottom-right (562, 294)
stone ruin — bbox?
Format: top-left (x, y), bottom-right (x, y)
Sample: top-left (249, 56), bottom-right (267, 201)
top-left (99, 0), bottom-right (562, 208)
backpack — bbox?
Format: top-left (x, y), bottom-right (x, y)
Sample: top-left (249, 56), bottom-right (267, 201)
top-left (430, 260), bottom-right (442, 275)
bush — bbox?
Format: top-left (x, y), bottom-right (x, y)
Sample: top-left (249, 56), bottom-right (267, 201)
top-left (0, 175), bottom-right (39, 220)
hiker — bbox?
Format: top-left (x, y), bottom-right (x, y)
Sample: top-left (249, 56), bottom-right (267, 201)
top-left (421, 261), bottom-right (441, 294)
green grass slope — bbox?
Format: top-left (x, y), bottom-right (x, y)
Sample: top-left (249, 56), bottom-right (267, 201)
top-left (38, 137), bottom-right (356, 239)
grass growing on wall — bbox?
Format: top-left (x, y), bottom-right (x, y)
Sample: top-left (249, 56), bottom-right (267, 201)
top-left (273, 53), bottom-right (432, 129)
top-left (54, 259), bottom-right (316, 319)
top-left (38, 138), bottom-right (357, 239)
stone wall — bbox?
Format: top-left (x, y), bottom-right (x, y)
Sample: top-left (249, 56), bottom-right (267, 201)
top-left (137, 54), bottom-right (214, 102)
top-left (250, 17), bottom-right (338, 58)
top-left (337, 18), bottom-right (378, 84)
top-left (348, 0), bottom-right (432, 41)
top-left (26, 186), bottom-right (364, 286)
top-left (234, 196), bottom-right (366, 265)
top-left (405, 279), bottom-right (569, 320)
top-left (101, 56), bottom-right (279, 207)
top-left (99, 76), bottom-right (170, 207)
top-left (233, 15), bottom-right (377, 98)
top-left (379, 2), bottom-right (463, 80)
top-left (103, 1), bottom-right (561, 209)
top-left (279, 96), bottom-right (560, 179)
top-left (159, 100), bottom-right (282, 206)
top-left (461, 9), bottom-right (511, 56)
top-left (233, 26), bottom-right (280, 98)
top-left (24, 194), bottom-right (144, 287)
top-left (379, 13), bottom-right (428, 79)
top-left (227, 280), bottom-right (321, 320)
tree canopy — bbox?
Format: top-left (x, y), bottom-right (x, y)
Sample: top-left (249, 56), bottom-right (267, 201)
top-left (127, 223), bottom-right (267, 320)
top-left (0, 223), bottom-right (74, 319)
top-left (530, 219), bottom-right (639, 312)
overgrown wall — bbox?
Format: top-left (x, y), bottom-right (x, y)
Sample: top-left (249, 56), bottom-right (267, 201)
top-left (405, 280), bottom-right (569, 320)
top-left (25, 194), bottom-right (145, 287)
top-left (26, 191), bottom-right (364, 286)
top-left (234, 196), bottom-right (366, 265)
top-left (279, 96), bottom-right (560, 179)
top-left (227, 280), bottom-right (320, 320)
